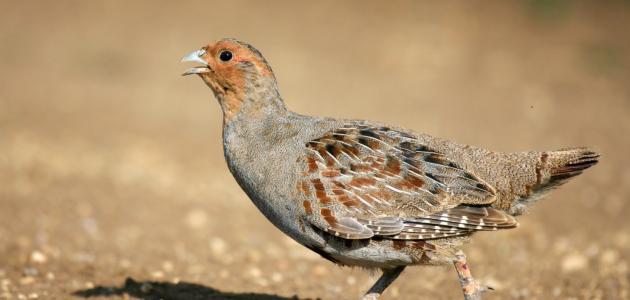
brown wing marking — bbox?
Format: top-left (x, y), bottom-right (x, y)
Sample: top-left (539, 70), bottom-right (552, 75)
top-left (299, 124), bottom-right (502, 240)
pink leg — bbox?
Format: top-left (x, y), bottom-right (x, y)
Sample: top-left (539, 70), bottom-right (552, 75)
top-left (453, 250), bottom-right (492, 300)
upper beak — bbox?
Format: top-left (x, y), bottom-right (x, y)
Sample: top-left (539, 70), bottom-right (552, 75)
top-left (181, 49), bottom-right (210, 76)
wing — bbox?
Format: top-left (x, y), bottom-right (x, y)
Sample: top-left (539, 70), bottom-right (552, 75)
top-left (297, 123), bottom-right (516, 240)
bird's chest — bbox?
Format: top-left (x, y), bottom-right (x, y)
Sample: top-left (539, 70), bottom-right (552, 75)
top-left (222, 133), bottom-right (312, 243)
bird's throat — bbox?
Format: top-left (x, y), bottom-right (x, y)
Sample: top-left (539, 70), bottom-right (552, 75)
top-left (218, 92), bottom-right (244, 124)
top-left (218, 90), bottom-right (287, 126)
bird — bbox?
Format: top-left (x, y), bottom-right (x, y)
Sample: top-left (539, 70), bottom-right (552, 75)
top-left (181, 38), bottom-right (599, 300)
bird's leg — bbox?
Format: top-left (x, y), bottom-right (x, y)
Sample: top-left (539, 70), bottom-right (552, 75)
top-left (453, 250), bottom-right (491, 300)
top-left (361, 266), bottom-right (406, 300)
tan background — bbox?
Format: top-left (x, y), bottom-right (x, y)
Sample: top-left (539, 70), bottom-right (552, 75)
top-left (1, 1), bottom-right (629, 299)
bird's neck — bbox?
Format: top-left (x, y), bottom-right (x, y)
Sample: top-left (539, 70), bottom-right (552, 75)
top-left (216, 78), bottom-right (286, 124)
top-left (220, 93), bottom-right (298, 192)
top-left (220, 82), bottom-right (293, 145)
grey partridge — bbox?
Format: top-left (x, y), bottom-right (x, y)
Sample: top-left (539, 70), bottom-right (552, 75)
top-left (181, 38), bottom-right (599, 300)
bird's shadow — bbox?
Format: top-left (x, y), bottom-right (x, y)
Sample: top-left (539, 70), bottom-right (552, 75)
top-left (73, 277), bottom-right (316, 300)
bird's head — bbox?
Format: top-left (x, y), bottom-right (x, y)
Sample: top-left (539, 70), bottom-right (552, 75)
top-left (182, 38), bottom-right (282, 122)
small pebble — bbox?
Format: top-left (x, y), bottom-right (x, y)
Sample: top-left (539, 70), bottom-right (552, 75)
top-left (22, 268), bottom-right (38, 277)
top-left (312, 265), bottom-right (327, 277)
top-left (16, 237), bottom-right (31, 248)
top-left (264, 244), bottom-right (282, 258)
top-left (186, 265), bottom-right (205, 275)
top-left (221, 254), bottom-right (234, 265)
top-left (248, 267), bottom-right (262, 278)
top-left (390, 286), bottom-right (400, 298)
top-left (552, 238), bottom-right (571, 254)
top-left (552, 286), bottom-right (562, 296)
top-left (150, 271), bottom-right (164, 279)
top-left (119, 259), bottom-right (131, 268)
top-left (247, 250), bottom-right (262, 263)
top-left (346, 276), bottom-right (356, 286)
top-left (562, 253), bottom-right (588, 273)
top-left (45, 272), bottom-right (55, 281)
top-left (614, 232), bottom-right (629, 248)
top-left (76, 203), bottom-right (93, 217)
top-left (1, 279), bottom-right (10, 287)
top-left (161, 261), bottom-right (174, 272)
top-left (599, 249), bottom-right (619, 266)
top-left (254, 278), bottom-right (269, 287)
top-left (271, 272), bottom-right (283, 283)
top-left (30, 251), bottom-right (47, 264)
top-left (209, 238), bottom-right (227, 256)
top-left (617, 261), bottom-right (628, 273)
top-left (326, 285), bottom-right (342, 294)
top-left (185, 210), bottom-right (208, 229)
top-left (19, 277), bottom-right (35, 285)
top-left (585, 244), bottom-right (600, 258)
top-left (72, 252), bottom-right (94, 263)
top-left (512, 287), bottom-right (530, 298)
top-left (81, 218), bottom-right (99, 237)
top-left (27, 293), bottom-right (38, 299)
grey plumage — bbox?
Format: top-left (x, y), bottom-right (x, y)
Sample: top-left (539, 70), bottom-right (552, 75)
top-left (182, 38), bottom-right (599, 299)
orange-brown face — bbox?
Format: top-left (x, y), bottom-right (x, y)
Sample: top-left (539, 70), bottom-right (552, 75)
top-left (182, 39), bottom-right (273, 97)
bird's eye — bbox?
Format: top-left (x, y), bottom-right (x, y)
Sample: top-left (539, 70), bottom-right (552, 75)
top-left (219, 50), bottom-right (233, 62)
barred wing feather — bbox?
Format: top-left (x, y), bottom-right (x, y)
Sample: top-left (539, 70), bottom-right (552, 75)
top-left (296, 123), bottom-right (517, 240)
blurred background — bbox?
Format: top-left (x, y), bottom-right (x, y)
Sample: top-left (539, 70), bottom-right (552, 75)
top-left (1, 1), bottom-right (629, 299)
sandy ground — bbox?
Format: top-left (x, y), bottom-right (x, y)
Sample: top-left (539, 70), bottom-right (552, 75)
top-left (1, 1), bottom-right (630, 299)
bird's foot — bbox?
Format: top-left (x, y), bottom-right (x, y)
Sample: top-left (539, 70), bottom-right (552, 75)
top-left (361, 292), bottom-right (380, 300)
top-left (460, 278), bottom-right (493, 300)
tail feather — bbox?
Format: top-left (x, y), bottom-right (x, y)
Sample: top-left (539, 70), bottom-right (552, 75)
top-left (509, 147), bottom-right (599, 215)
top-left (545, 148), bottom-right (600, 189)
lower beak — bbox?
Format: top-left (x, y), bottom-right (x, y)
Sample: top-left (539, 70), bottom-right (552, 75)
top-left (181, 49), bottom-right (210, 76)
top-left (182, 66), bottom-right (210, 76)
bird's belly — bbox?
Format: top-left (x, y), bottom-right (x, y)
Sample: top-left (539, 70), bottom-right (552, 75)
top-left (328, 244), bottom-right (415, 269)
top-left (318, 237), bottom-right (462, 268)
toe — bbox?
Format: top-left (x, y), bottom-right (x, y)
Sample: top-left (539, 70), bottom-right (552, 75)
top-left (361, 293), bottom-right (380, 300)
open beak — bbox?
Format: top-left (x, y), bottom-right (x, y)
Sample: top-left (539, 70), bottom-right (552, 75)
top-left (181, 49), bottom-right (210, 76)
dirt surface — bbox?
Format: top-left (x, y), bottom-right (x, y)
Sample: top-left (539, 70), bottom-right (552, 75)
top-left (1, 1), bottom-right (630, 299)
